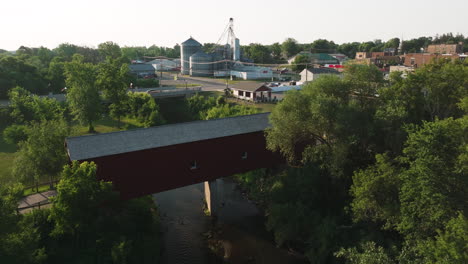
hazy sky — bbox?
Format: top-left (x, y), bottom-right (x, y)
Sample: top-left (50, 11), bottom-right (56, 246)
top-left (1, 0), bottom-right (467, 50)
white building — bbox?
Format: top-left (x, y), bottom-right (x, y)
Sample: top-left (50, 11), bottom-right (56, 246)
top-left (230, 82), bottom-right (272, 102)
top-left (146, 58), bottom-right (178, 71)
top-left (299, 68), bottom-right (340, 83)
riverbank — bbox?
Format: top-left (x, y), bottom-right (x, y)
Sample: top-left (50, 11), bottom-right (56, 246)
top-left (203, 178), bottom-right (306, 264)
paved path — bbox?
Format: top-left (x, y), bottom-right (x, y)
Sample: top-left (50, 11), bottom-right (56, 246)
top-left (18, 190), bottom-right (56, 214)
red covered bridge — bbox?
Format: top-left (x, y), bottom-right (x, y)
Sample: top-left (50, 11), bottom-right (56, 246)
top-left (65, 113), bottom-right (282, 200)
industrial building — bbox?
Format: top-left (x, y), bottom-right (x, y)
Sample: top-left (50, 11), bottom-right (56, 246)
top-left (180, 18), bottom-right (274, 80)
top-left (146, 57), bottom-right (179, 71)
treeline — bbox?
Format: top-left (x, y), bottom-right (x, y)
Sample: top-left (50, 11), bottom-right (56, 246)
top-left (0, 90), bottom-right (154, 263)
top-left (235, 59), bottom-right (468, 263)
top-left (237, 32), bottom-right (468, 64)
top-left (0, 48), bottom-right (171, 262)
top-left (0, 42), bottom-right (179, 99)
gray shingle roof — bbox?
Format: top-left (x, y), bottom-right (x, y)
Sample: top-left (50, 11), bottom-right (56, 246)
top-left (66, 113), bottom-right (271, 161)
top-left (129, 64), bottom-right (155, 72)
top-left (230, 82), bottom-right (272, 92)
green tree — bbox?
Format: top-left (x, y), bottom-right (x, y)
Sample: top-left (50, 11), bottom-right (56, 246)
top-left (335, 241), bottom-right (394, 264)
top-left (126, 92), bottom-right (165, 127)
top-left (397, 117), bottom-right (467, 239)
top-left (243, 43), bottom-right (273, 63)
top-left (98, 41), bottom-right (122, 61)
top-left (270, 42), bottom-right (282, 60)
top-left (0, 56), bottom-right (47, 98)
top-left (337, 42), bottom-right (360, 59)
top-left (49, 161), bottom-right (115, 237)
top-left (8, 86), bottom-right (65, 124)
top-left (186, 93), bottom-right (217, 120)
top-left (2, 124), bottom-right (28, 145)
top-left (384, 38), bottom-right (400, 50)
top-left (46, 57), bottom-right (66, 93)
top-left (419, 213), bottom-right (468, 263)
top-left (0, 184), bottom-right (46, 264)
top-left (96, 58), bottom-right (129, 127)
top-left (351, 154), bottom-right (401, 229)
top-left (266, 73), bottom-right (378, 171)
top-left (281, 38), bottom-right (300, 58)
top-left (12, 119), bottom-right (69, 189)
top-left (53, 43), bottom-right (78, 61)
top-left (292, 54), bottom-right (309, 72)
top-left (310, 39), bottom-right (337, 53)
top-left (65, 54), bottom-right (101, 132)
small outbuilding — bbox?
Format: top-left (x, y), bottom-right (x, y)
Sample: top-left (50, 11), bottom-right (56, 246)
top-left (129, 64), bottom-right (156, 78)
top-left (299, 68), bottom-right (340, 83)
top-left (230, 82), bottom-right (272, 102)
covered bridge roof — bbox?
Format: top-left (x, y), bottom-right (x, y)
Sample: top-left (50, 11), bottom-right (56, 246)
top-left (66, 113), bottom-right (271, 161)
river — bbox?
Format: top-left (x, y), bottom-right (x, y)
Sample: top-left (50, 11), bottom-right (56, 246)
top-left (153, 177), bottom-right (304, 264)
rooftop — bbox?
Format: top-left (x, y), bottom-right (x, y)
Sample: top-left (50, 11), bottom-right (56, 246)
top-left (66, 113), bottom-right (271, 161)
top-left (129, 64), bottom-right (155, 72)
top-left (302, 68), bottom-right (340, 74)
top-left (230, 82), bottom-right (272, 92)
top-left (181, 37), bottom-right (202, 47)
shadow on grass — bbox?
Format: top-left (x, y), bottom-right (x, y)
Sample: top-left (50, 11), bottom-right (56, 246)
top-left (72, 115), bottom-right (145, 136)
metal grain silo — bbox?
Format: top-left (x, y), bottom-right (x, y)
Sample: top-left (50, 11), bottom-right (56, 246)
top-left (181, 37), bottom-right (202, 75)
top-left (190, 51), bottom-right (213, 77)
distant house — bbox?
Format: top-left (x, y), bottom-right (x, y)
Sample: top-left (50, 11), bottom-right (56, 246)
top-left (354, 51), bottom-right (400, 68)
top-left (230, 82), bottom-right (272, 102)
top-left (329, 53), bottom-right (348, 65)
top-left (129, 64), bottom-right (156, 78)
top-left (299, 68), bottom-right (340, 83)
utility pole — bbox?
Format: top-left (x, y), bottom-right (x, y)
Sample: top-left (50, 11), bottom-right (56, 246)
top-left (160, 63), bottom-right (163, 88)
top-left (305, 63), bottom-right (308, 82)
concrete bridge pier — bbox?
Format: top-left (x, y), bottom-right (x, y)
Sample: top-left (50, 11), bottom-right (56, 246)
top-left (204, 180), bottom-right (222, 217)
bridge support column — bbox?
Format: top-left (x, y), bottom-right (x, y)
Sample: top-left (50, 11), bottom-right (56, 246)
top-left (204, 180), bottom-right (219, 217)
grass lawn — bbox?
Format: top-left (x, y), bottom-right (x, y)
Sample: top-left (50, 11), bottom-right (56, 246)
top-left (174, 83), bottom-right (200, 88)
top-left (199, 91), bottom-right (223, 97)
top-left (0, 115), bottom-right (145, 193)
top-left (0, 123), bottom-right (18, 185)
top-left (23, 183), bottom-right (52, 196)
top-left (228, 98), bottom-right (276, 113)
top-left (71, 115), bottom-right (145, 136)
top-left (0, 152), bottom-right (16, 185)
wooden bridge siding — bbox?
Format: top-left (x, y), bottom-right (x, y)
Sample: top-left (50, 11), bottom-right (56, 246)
top-left (84, 131), bottom-right (281, 200)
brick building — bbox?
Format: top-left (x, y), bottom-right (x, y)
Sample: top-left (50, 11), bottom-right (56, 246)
top-left (402, 53), bottom-right (464, 68)
top-left (426, 43), bottom-right (463, 54)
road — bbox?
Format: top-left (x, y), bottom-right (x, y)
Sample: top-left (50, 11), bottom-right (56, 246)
top-left (160, 73), bottom-right (228, 92)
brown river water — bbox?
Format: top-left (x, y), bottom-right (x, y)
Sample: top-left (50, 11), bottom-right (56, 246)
top-left (153, 177), bottom-right (305, 264)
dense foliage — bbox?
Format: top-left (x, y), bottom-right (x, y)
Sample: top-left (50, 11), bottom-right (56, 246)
top-left (0, 162), bottom-right (161, 264)
top-left (235, 60), bottom-right (468, 263)
top-left (0, 42), bottom-right (178, 100)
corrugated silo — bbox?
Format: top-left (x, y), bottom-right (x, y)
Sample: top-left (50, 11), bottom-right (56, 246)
top-left (190, 51), bottom-right (213, 77)
top-left (233, 38), bottom-right (240, 61)
top-left (181, 37), bottom-right (202, 75)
